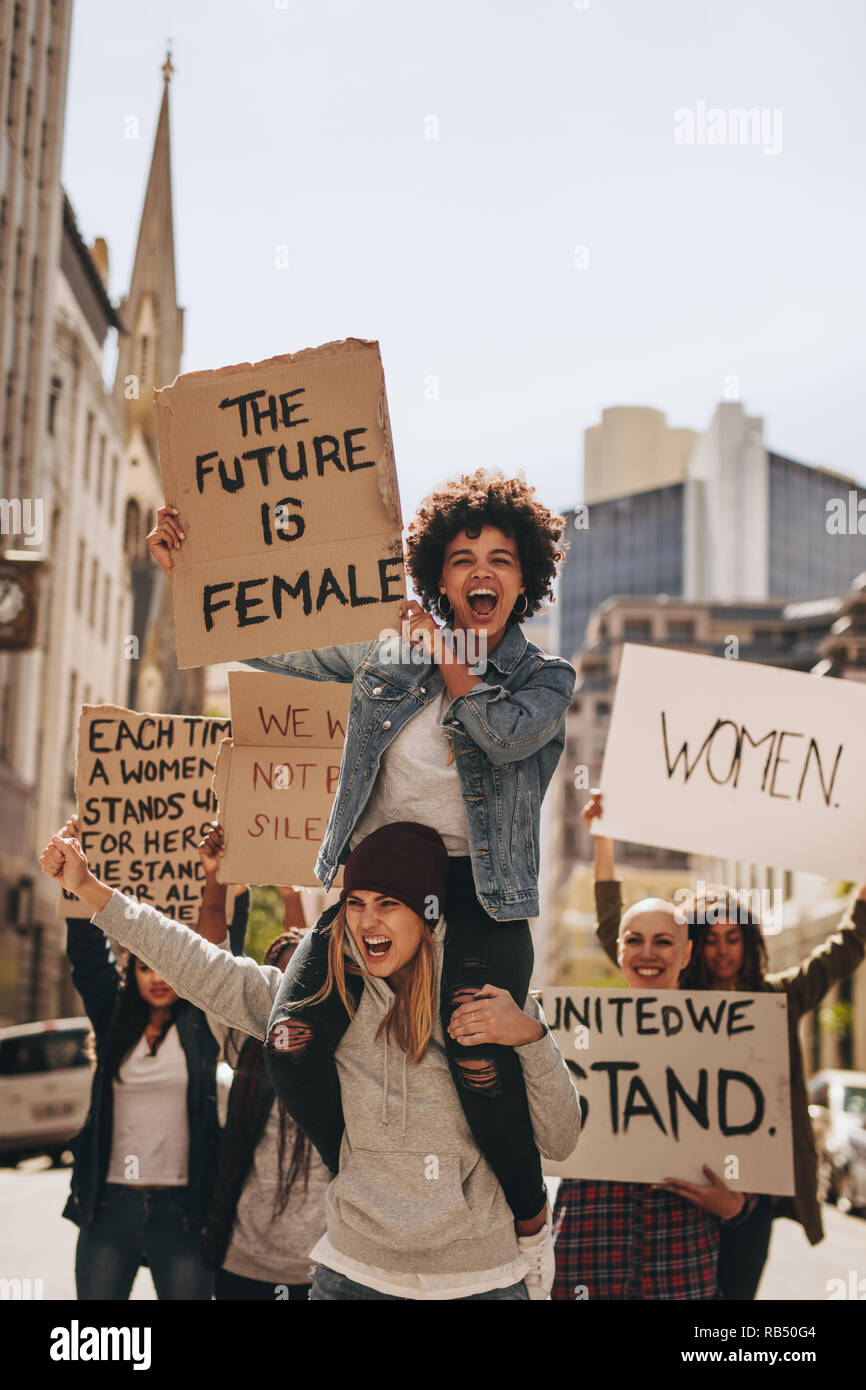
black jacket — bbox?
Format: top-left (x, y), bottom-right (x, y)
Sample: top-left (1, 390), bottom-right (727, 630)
top-left (63, 917), bottom-right (220, 1230)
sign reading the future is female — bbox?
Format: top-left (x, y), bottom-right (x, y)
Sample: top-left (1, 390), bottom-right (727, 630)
top-left (592, 644), bottom-right (866, 880)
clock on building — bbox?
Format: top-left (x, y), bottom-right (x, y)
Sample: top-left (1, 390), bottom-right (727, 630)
top-left (0, 558), bottom-right (42, 650)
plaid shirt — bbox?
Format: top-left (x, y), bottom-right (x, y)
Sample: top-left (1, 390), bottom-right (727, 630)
top-left (552, 1178), bottom-right (756, 1301)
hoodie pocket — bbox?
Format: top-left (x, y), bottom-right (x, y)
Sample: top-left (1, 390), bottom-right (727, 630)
top-left (333, 1149), bottom-right (475, 1253)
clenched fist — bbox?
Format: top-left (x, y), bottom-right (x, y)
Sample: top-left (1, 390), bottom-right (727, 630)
top-left (40, 834), bottom-right (90, 895)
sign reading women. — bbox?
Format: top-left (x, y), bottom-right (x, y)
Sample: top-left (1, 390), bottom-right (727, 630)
top-left (541, 987), bottom-right (794, 1193)
top-left (212, 671), bottom-right (349, 887)
top-left (155, 338), bottom-right (405, 668)
top-left (592, 643), bottom-right (866, 879)
top-left (60, 705), bottom-right (231, 921)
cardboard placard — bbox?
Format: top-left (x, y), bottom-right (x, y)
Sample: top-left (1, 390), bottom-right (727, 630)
top-left (154, 338), bottom-right (405, 668)
top-left (593, 643), bottom-right (866, 879)
top-left (541, 987), bottom-right (794, 1193)
top-left (212, 671), bottom-right (349, 887)
top-left (59, 705), bottom-right (231, 922)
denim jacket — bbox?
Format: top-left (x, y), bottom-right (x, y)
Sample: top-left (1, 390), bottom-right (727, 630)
top-left (243, 621), bottom-right (576, 919)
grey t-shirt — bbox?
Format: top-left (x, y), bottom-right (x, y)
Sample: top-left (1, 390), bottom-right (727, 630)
top-left (351, 690), bottom-right (470, 855)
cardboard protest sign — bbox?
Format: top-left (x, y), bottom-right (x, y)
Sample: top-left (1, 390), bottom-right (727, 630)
top-left (593, 643), bottom-right (866, 879)
top-left (541, 987), bottom-right (794, 1193)
top-left (59, 705), bottom-right (231, 922)
top-left (154, 338), bottom-right (405, 669)
top-left (212, 671), bottom-right (349, 887)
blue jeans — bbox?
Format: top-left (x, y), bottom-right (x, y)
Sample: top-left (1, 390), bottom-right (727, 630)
top-left (309, 1265), bottom-right (530, 1301)
top-left (75, 1184), bottom-right (214, 1300)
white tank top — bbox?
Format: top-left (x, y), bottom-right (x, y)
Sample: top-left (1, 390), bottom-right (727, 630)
top-left (106, 1025), bottom-right (189, 1185)
top-left (351, 690), bottom-right (470, 855)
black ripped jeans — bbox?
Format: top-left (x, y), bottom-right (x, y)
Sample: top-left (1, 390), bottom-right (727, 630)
top-left (263, 856), bottom-right (547, 1223)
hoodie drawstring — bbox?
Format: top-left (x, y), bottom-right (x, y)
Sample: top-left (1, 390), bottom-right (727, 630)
top-left (380, 1034), bottom-right (409, 1138)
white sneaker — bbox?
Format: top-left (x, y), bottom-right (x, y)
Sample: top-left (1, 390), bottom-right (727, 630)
top-left (517, 1221), bottom-right (554, 1300)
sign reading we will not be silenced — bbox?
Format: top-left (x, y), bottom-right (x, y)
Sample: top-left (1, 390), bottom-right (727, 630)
top-left (212, 672), bottom-right (350, 887)
top-left (593, 643), bottom-right (866, 880)
top-left (59, 705), bottom-right (231, 922)
top-left (155, 338), bottom-right (406, 670)
top-left (541, 987), bottom-right (794, 1194)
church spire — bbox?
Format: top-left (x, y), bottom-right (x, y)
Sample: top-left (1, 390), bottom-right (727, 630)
top-left (115, 51), bottom-right (184, 444)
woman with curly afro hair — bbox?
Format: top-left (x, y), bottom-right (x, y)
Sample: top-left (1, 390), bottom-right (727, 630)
top-left (148, 469), bottom-right (577, 1298)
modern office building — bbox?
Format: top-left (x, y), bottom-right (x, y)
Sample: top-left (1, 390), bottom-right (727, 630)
top-left (554, 402), bottom-right (866, 664)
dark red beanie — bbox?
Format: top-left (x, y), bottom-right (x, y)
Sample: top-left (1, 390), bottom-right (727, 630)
top-left (340, 822), bottom-right (449, 924)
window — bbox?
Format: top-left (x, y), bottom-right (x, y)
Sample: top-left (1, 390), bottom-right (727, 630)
top-left (96, 434), bottom-right (106, 502)
top-left (667, 620), bottom-right (694, 640)
top-left (83, 411), bottom-right (94, 487)
top-left (88, 557), bottom-right (99, 628)
top-left (66, 669), bottom-right (78, 748)
top-left (108, 455), bottom-right (119, 522)
top-left (22, 83), bottom-right (33, 160)
top-left (74, 539), bottom-right (86, 612)
top-left (0, 1030), bottom-right (88, 1075)
top-left (124, 499), bottom-right (140, 560)
top-left (595, 701), bottom-right (610, 719)
top-left (843, 1087), bottom-right (866, 1116)
top-left (47, 375), bottom-right (61, 435)
top-left (102, 576), bottom-right (111, 642)
top-left (623, 619), bottom-right (651, 641)
top-left (0, 680), bottom-right (10, 762)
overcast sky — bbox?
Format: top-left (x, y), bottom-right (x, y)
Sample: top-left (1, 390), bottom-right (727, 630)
top-left (61, 0), bottom-right (866, 522)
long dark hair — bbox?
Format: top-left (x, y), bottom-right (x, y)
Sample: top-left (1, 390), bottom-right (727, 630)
top-left (222, 932), bottom-right (312, 1217)
top-left (679, 887), bottom-right (770, 992)
top-left (105, 953), bottom-right (180, 1081)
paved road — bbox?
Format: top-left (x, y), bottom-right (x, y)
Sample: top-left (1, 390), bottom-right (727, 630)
top-left (1, 1158), bottom-right (863, 1300)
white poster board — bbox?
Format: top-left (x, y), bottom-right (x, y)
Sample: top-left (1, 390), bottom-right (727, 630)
top-left (541, 987), bottom-right (794, 1194)
top-left (593, 643), bottom-right (866, 879)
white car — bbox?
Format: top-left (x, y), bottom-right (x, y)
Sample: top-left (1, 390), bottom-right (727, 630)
top-left (808, 1068), bottom-right (866, 1212)
top-left (0, 1017), bottom-right (92, 1165)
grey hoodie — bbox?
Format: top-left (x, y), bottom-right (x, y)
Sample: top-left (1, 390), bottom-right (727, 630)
top-left (91, 892), bottom-right (581, 1277)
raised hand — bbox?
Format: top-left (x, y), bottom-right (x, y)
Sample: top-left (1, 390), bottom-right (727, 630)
top-left (145, 505), bottom-right (185, 579)
top-left (580, 788), bottom-right (603, 828)
top-left (197, 822), bottom-right (226, 877)
top-left (40, 834), bottom-right (90, 896)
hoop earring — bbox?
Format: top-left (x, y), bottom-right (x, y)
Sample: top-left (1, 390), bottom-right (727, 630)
top-left (512, 594), bottom-right (528, 617)
top-left (437, 595), bottom-right (453, 618)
